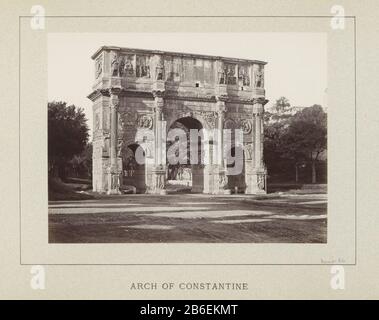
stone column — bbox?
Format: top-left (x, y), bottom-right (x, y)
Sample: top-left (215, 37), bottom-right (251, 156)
top-left (107, 89), bottom-right (121, 194)
top-left (254, 105), bottom-right (263, 168)
top-left (216, 97), bottom-right (231, 194)
top-left (245, 98), bottom-right (267, 194)
top-left (155, 94), bottom-right (164, 166)
top-left (148, 90), bottom-right (167, 194)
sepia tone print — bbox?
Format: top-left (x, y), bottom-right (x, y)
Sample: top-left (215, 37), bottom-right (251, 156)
top-left (48, 36), bottom-right (327, 244)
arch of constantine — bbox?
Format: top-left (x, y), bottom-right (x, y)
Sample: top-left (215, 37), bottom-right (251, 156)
top-left (88, 46), bottom-right (268, 195)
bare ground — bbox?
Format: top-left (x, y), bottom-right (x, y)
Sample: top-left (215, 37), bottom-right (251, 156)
top-left (48, 192), bottom-right (327, 243)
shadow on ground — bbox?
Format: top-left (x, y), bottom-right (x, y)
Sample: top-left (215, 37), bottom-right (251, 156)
top-left (48, 191), bottom-right (327, 243)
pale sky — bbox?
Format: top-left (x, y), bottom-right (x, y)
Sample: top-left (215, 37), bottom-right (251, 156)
top-left (48, 33), bottom-right (327, 140)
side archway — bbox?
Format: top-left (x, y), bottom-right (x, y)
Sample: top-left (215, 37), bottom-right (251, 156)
top-left (121, 143), bottom-right (146, 193)
top-left (226, 145), bottom-right (246, 193)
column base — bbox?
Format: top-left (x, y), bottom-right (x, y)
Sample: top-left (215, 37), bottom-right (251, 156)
top-left (245, 168), bottom-right (267, 195)
top-left (146, 187), bottom-right (168, 195)
top-left (106, 167), bottom-right (121, 195)
top-left (107, 189), bottom-right (121, 195)
top-left (216, 170), bottom-right (231, 195)
top-left (145, 189), bottom-right (167, 195)
top-left (146, 166), bottom-right (167, 195)
top-left (219, 189), bottom-right (232, 195)
top-left (245, 188), bottom-right (266, 195)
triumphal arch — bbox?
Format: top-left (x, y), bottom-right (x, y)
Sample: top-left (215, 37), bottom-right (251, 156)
top-left (88, 46), bottom-right (268, 195)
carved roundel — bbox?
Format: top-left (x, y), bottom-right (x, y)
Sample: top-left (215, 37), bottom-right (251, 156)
top-left (137, 114), bottom-right (153, 129)
top-left (224, 118), bottom-right (236, 130)
top-left (240, 119), bottom-right (252, 134)
top-left (120, 111), bottom-right (137, 127)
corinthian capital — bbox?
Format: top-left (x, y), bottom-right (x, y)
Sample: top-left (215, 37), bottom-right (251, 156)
top-left (252, 97), bottom-right (268, 115)
top-left (108, 87), bottom-right (120, 107)
top-left (110, 94), bottom-right (120, 110)
top-left (253, 97), bottom-right (269, 106)
top-left (216, 95), bottom-right (228, 103)
top-left (155, 104), bottom-right (163, 116)
top-left (216, 98), bottom-right (227, 116)
top-left (217, 107), bottom-right (227, 118)
top-left (109, 87), bottom-right (121, 95)
top-left (152, 90), bottom-right (165, 99)
top-left (253, 104), bottom-right (264, 115)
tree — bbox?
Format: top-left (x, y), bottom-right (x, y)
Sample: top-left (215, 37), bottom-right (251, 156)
top-left (272, 96), bottom-right (291, 114)
top-left (264, 98), bottom-right (327, 184)
top-left (68, 143), bottom-right (92, 178)
top-left (264, 121), bottom-right (286, 170)
top-left (283, 105), bottom-right (327, 183)
top-left (264, 97), bottom-right (293, 181)
top-left (48, 101), bottom-right (89, 179)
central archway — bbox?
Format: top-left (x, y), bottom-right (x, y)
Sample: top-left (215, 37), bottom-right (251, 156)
top-left (166, 116), bottom-right (204, 193)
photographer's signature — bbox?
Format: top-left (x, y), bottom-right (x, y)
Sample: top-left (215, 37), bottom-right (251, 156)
top-left (321, 257), bottom-right (346, 264)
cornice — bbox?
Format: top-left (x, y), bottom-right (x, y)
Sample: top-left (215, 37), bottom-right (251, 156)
top-left (91, 46), bottom-right (267, 65)
top-left (87, 89), bottom-right (110, 101)
top-left (164, 93), bottom-right (216, 103)
top-left (88, 88), bottom-right (268, 106)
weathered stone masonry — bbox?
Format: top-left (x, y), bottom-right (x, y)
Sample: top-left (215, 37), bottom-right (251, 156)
top-left (88, 46), bottom-right (268, 195)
